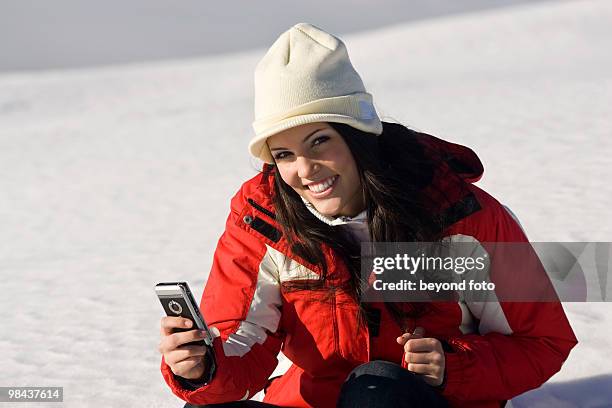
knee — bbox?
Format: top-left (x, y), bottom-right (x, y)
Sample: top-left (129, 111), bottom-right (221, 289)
top-left (337, 361), bottom-right (447, 408)
top-left (346, 360), bottom-right (424, 387)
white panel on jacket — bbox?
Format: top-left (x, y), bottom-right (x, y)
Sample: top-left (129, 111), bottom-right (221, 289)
top-left (443, 234), bottom-right (513, 336)
top-left (266, 244), bottom-right (321, 282)
top-left (222, 247), bottom-right (282, 357)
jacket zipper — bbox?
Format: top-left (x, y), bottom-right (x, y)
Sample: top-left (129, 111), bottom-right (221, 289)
top-left (331, 294), bottom-right (340, 354)
top-left (247, 198), bottom-right (276, 219)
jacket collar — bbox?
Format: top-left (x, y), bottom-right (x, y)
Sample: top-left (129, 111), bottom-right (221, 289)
top-left (300, 196), bottom-right (368, 226)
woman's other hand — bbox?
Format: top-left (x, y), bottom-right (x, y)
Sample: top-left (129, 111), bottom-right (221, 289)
top-left (396, 326), bottom-right (446, 387)
top-left (158, 316), bottom-right (209, 379)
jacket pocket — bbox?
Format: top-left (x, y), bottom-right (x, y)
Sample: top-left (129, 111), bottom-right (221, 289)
top-left (280, 290), bottom-right (336, 374)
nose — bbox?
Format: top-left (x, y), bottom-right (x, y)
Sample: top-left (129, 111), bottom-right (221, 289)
top-left (296, 156), bottom-right (320, 179)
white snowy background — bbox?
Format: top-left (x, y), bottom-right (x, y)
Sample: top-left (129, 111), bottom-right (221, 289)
top-left (1, 0), bottom-right (611, 407)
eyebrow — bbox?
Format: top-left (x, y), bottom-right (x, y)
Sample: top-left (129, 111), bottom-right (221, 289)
top-left (269, 128), bottom-right (326, 151)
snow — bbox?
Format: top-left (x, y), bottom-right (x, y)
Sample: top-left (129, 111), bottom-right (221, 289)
top-left (0, 0), bottom-right (611, 406)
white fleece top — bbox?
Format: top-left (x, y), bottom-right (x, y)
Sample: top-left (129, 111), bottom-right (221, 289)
top-left (301, 197), bottom-right (370, 243)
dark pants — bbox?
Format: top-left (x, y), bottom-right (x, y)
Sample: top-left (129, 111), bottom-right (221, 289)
top-left (185, 360), bottom-right (449, 408)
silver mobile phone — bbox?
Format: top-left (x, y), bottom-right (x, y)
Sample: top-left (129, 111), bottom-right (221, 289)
top-left (156, 281), bottom-right (216, 383)
top-left (155, 282), bottom-right (214, 345)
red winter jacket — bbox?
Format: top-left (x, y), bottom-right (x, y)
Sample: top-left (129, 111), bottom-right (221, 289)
top-left (161, 131), bottom-right (577, 408)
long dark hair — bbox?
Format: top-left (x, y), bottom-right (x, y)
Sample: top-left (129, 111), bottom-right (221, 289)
top-left (270, 121), bottom-right (454, 326)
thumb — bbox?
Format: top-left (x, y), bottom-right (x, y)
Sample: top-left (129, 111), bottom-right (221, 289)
top-left (209, 326), bottom-right (221, 338)
top-left (396, 326), bottom-right (426, 345)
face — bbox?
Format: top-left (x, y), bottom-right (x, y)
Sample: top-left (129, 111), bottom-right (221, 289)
top-left (267, 122), bottom-right (365, 218)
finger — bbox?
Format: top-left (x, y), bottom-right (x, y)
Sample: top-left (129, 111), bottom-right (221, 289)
top-left (175, 329), bottom-right (208, 348)
top-left (161, 329), bottom-right (207, 352)
top-left (405, 362), bottom-right (433, 376)
top-left (164, 345), bottom-right (208, 366)
top-left (170, 356), bottom-right (204, 377)
top-left (396, 326), bottom-right (425, 345)
top-left (403, 351), bottom-right (431, 365)
top-left (404, 338), bottom-right (438, 353)
top-left (160, 316), bottom-right (193, 336)
top-left (397, 332), bottom-right (415, 345)
top-left (406, 362), bottom-right (444, 386)
top-left (164, 346), bottom-right (206, 366)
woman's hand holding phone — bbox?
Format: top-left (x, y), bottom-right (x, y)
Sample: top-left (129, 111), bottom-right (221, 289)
top-left (158, 316), bottom-right (210, 379)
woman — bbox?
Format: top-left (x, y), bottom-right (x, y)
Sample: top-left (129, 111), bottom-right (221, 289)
top-left (158, 23), bottom-right (577, 408)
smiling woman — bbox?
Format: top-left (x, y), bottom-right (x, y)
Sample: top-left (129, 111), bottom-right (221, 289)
top-left (158, 23), bottom-right (577, 408)
top-left (267, 123), bottom-right (364, 218)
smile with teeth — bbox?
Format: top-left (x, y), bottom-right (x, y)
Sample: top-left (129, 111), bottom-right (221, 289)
top-left (307, 175), bottom-right (338, 194)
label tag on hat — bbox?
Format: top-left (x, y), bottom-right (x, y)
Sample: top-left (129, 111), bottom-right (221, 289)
top-left (359, 100), bottom-right (376, 120)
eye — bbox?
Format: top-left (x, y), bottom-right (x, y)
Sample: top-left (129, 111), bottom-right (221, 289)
top-left (312, 135), bottom-right (330, 147)
top-left (273, 151), bottom-right (292, 161)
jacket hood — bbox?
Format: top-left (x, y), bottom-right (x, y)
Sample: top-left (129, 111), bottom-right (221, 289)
top-left (416, 131), bottom-right (484, 184)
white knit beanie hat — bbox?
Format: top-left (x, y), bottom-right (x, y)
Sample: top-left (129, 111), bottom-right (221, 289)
top-left (250, 23), bottom-right (383, 163)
